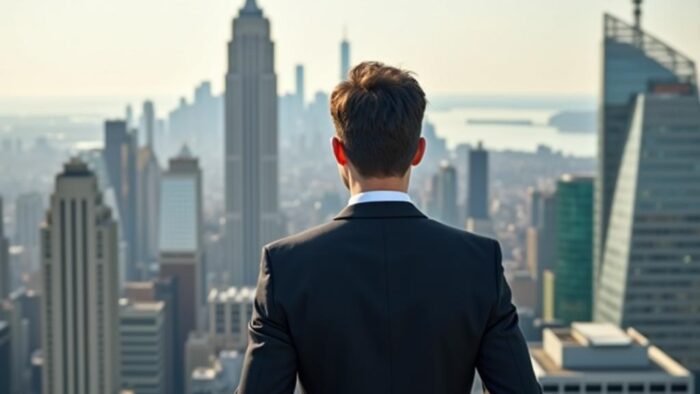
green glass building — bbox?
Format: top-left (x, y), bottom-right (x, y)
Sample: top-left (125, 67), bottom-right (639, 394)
top-left (554, 175), bottom-right (594, 323)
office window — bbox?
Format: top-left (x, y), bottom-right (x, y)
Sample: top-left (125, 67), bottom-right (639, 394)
top-left (564, 384), bottom-right (580, 392)
top-left (543, 384), bottom-right (558, 392)
top-left (585, 383), bottom-right (602, 392)
top-left (671, 383), bottom-right (689, 392)
top-left (607, 384), bottom-right (623, 393)
top-left (650, 383), bottom-right (666, 392)
top-left (629, 383), bottom-right (644, 392)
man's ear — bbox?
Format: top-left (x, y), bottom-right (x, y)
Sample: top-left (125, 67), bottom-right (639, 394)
top-left (332, 137), bottom-right (348, 166)
top-left (412, 137), bottom-right (426, 166)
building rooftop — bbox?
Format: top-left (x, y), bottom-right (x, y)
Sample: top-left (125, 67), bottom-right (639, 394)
top-left (208, 286), bottom-right (256, 303)
top-left (119, 298), bottom-right (164, 313)
top-left (604, 13), bottom-right (696, 88)
top-left (531, 323), bottom-right (692, 378)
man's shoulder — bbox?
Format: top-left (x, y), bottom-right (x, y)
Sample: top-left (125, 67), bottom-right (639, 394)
top-left (264, 220), bottom-right (345, 255)
top-left (421, 217), bottom-right (499, 256)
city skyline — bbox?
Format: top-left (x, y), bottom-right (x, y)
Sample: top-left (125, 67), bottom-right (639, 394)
top-left (1, 0), bottom-right (699, 392)
top-left (1, 0), bottom-right (699, 103)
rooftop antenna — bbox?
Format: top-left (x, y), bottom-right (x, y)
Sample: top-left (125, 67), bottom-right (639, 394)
top-left (633, 0), bottom-right (643, 29)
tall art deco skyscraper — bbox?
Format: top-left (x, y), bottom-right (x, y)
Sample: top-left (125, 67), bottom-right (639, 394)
top-left (225, 0), bottom-right (282, 286)
top-left (41, 159), bottom-right (120, 394)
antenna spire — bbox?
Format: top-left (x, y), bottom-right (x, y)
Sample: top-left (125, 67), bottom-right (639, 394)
top-left (633, 0), bottom-right (643, 29)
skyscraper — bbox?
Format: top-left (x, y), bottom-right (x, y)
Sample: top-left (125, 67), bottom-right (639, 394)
top-left (14, 192), bottom-right (44, 273)
top-left (104, 120), bottom-right (139, 280)
top-left (41, 158), bottom-right (121, 394)
top-left (527, 191), bottom-right (557, 319)
top-left (0, 321), bottom-right (8, 392)
top-left (340, 31), bottom-right (351, 81)
top-left (467, 142), bottom-right (489, 220)
top-left (158, 146), bottom-right (204, 378)
top-left (136, 147), bottom-right (161, 269)
top-left (295, 64), bottom-right (305, 108)
top-left (594, 10), bottom-right (698, 296)
top-left (595, 93), bottom-right (700, 374)
top-left (119, 300), bottom-right (167, 394)
top-left (123, 279), bottom-right (180, 394)
top-left (0, 197), bottom-right (9, 299)
top-left (224, 0), bottom-right (282, 286)
top-left (1, 294), bottom-right (30, 394)
top-left (436, 162), bottom-right (459, 228)
top-left (142, 101), bottom-right (156, 149)
top-left (553, 175), bottom-right (593, 324)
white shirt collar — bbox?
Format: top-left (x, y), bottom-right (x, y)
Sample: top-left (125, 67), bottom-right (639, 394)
top-left (347, 190), bottom-right (413, 206)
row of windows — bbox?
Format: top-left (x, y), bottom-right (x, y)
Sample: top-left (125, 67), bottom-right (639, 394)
top-left (542, 382), bottom-right (689, 393)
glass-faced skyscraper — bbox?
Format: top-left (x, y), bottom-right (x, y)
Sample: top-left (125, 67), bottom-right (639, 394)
top-left (224, 0), bottom-right (282, 286)
top-left (595, 93), bottom-right (700, 374)
top-left (467, 142), bottom-right (489, 220)
top-left (594, 13), bottom-right (698, 293)
top-left (554, 175), bottom-right (593, 324)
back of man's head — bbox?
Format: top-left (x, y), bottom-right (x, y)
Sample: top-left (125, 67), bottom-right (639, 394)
top-left (330, 62), bottom-right (427, 178)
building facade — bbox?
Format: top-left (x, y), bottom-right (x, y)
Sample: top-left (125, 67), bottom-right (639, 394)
top-left (41, 159), bottom-right (120, 394)
top-left (595, 93), bottom-right (700, 374)
top-left (119, 300), bottom-right (167, 394)
top-left (104, 120), bottom-right (138, 280)
top-left (554, 175), bottom-right (594, 323)
top-left (136, 146), bottom-right (161, 270)
top-left (159, 146), bottom-right (205, 389)
top-left (14, 192), bottom-right (44, 273)
top-left (467, 142), bottom-right (489, 220)
top-left (207, 287), bottom-right (255, 351)
top-left (0, 197), bottom-right (9, 299)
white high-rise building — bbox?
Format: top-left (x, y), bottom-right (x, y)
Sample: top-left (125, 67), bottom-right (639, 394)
top-left (224, 0), bottom-right (282, 286)
top-left (40, 158), bottom-right (120, 394)
top-left (595, 93), bottom-right (700, 373)
top-left (119, 299), bottom-right (167, 394)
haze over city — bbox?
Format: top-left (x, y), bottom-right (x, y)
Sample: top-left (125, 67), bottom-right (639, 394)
top-left (2, 0), bottom-right (699, 110)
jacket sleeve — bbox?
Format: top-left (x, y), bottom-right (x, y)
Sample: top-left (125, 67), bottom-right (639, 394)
top-left (236, 247), bottom-right (298, 394)
top-left (476, 241), bottom-right (542, 394)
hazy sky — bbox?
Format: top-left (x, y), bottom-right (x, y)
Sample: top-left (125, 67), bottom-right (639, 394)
top-left (2, 0), bottom-right (699, 104)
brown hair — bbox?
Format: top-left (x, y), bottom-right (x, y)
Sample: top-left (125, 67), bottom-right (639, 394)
top-left (330, 61), bottom-right (427, 177)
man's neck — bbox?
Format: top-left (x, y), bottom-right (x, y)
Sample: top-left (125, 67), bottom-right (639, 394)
top-left (349, 178), bottom-right (409, 196)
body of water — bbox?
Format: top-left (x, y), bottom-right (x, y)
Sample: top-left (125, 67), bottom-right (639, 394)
top-left (426, 107), bottom-right (597, 157)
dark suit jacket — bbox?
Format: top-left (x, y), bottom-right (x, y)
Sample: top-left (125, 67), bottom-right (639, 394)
top-left (237, 201), bottom-right (541, 393)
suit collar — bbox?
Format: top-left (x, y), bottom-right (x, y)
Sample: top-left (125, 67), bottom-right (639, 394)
top-left (334, 201), bottom-right (427, 220)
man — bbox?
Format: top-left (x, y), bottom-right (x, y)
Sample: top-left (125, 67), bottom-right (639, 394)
top-left (237, 62), bottom-right (541, 393)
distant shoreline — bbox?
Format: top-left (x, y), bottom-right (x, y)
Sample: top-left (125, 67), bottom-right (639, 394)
top-left (467, 118), bottom-right (534, 126)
